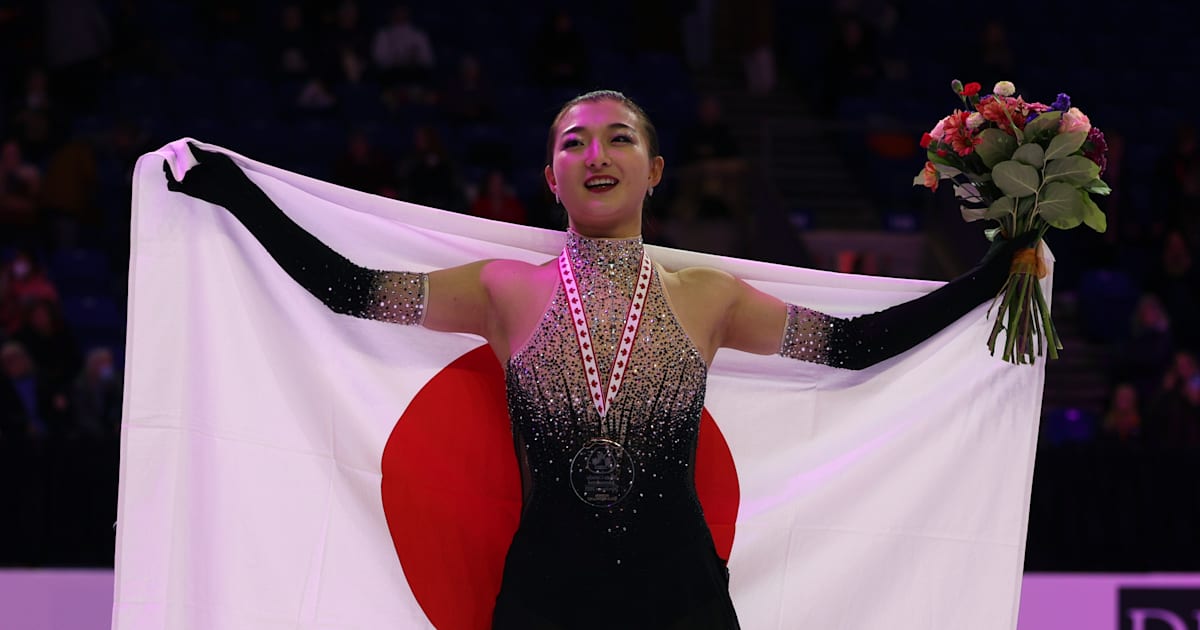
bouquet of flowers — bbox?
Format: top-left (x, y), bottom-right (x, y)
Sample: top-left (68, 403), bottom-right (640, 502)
top-left (914, 79), bottom-right (1110, 364)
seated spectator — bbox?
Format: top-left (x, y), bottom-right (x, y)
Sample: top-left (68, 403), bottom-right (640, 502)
top-left (8, 68), bottom-right (60, 163)
top-left (1147, 230), bottom-right (1200, 351)
top-left (372, 4), bottom-right (435, 102)
top-left (440, 54), bottom-right (496, 125)
top-left (672, 95), bottom-right (747, 222)
top-left (398, 126), bottom-right (466, 212)
top-left (1102, 382), bottom-right (1141, 443)
top-left (326, 0), bottom-right (370, 85)
top-left (0, 139), bottom-right (43, 229)
top-left (273, 4), bottom-right (316, 79)
top-left (70, 346), bottom-right (122, 439)
top-left (469, 170), bottom-right (527, 225)
top-left (530, 10), bottom-right (589, 88)
top-left (0, 341), bottom-right (67, 440)
top-left (1117, 292), bottom-right (1175, 401)
top-left (678, 94), bottom-right (741, 166)
top-left (1, 250), bottom-right (60, 336)
top-left (332, 130), bottom-right (398, 198)
top-left (12, 299), bottom-right (80, 392)
top-left (1146, 350), bottom-right (1200, 448)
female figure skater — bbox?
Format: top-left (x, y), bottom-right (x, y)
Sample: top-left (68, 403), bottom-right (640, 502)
top-left (165, 90), bottom-right (1032, 629)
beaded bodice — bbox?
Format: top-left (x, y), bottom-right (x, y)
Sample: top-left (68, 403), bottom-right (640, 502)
top-left (504, 231), bottom-right (708, 537)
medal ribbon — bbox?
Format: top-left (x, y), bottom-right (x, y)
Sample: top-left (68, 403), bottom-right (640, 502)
top-left (558, 248), bottom-right (652, 419)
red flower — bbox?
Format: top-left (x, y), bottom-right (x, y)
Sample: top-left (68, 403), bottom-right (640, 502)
top-left (920, 132), bottom-right (933, 148)
top-left (942, 110), bottom-right (982, 156)
top-left (962, 82), bottom-right (981, 97)
top-left (977, 95), bottom-right (1030, 133)
top-left (936, 148), bottom-right (948, 157)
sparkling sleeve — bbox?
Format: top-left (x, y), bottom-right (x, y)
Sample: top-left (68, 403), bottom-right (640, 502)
top-left (189, 161), bottom-right (428, 326)
top-left (778, 240), bottom-right (1020, 369)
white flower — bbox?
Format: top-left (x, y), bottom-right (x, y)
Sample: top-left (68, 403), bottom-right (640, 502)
top-left (966, 112), bottom-right (985, 130)
top-left (993, 81), bottom-right (1016, 97)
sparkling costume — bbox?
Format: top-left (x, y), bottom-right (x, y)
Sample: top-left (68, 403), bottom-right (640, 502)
top-left (165, 145), bottom-right (1028, 630)
top-left (492, 232), bottom-right (738, 629)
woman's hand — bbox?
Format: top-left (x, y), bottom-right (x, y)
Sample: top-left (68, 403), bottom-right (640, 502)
top-left (163, 142), bottom-right (256, 209)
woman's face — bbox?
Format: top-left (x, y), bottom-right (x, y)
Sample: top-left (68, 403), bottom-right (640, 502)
top-left (544, 99), bottom-right (663, 236)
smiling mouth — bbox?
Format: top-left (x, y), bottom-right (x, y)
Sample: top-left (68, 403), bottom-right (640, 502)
top-left (584, 176), bottom-right (619, 192)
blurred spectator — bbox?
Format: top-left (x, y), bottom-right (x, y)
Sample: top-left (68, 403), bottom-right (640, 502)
top-left (1146, 230), bottom-right (1200, 351)
top-left (39, 138), bottom-right (101, 242)
top-left (470, 170), bottom-right (527, 225)
top-left (8, 67), bottom-right (60, 163)
top-left (372, 4), bottom-right (435, 101)
top-left (1102, 382), bottom-right (1141, 443)
top-left (673, 95), bottom-right (747, 221)
top-left (1162, 123), bottom-right (1200, 240)
top-left (70, 346), bottom-right (121, 439)
top-left (1147, 351), bottom-right (1200, 448)
top-left (0, 250), bottom-right (60, 335)
top-left (399, 125), bottom-right (466, 212)
top-left (530, 10), bottom-right (589, 88)
top-left (12, 299), bottom-right (80, 392)
top-left (440, 54), bottom-right (496, 125)
top-left (326, 1), bottom-right (370, 85)
top-left (273, 4), bottom-right (317, 79)
top-left (332, 130), bottom-right (398, 197)
top-left (44, 0), bottom-right (111, 117)
top-left (1116, 293), bottom-right (1175, 402)
top-left (820, 14), bottom-right (880, 114)
top-left (975, 20), bottom-right (1016, 80)
top-left (0, 341), bottom-right (66, 440)
top-left (0, 138), bottom-right (42, 230)
top-left (678, 95), bottom-right (741, 166)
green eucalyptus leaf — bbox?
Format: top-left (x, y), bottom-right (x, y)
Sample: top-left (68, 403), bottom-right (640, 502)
top-left (976, 128), bottom-right (1018, 168)
top-left (1017, 195), bottom-right (1036, 217)
top-left (1012, 143), bottom-right (1045, 168)
top-left (1045, 130), bottom-right (1088, 160)
top-left (985, 196), bottom-right (1016, 219)
top-left (1044, 155), bottom-right (1101, 185)
top-left (993, 160), bottom-right (1041, 198)
top-left (1084, 178), bottom-right (1112, 195)
top-left (1038, 181), bottom-right (1084, 229)
top-left (1081, 191), bottom-right (1107, 232)
top-left (984, 226), bottom-right (1003, 241)
top-left (1025, 111), bottom-right (1063, 138)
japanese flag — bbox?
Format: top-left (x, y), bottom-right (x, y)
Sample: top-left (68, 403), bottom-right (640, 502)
top-left (114, 141), bottom-right (1047, 629)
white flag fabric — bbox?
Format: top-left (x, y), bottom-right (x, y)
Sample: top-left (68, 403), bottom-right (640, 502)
top-left (114, 140), bottom-right (1048, 629)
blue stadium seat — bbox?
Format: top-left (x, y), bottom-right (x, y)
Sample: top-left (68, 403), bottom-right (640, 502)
top-left (1042, 407), bottom-right (1098, 446)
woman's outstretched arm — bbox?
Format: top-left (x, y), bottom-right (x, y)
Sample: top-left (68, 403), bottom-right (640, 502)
top-left (718, 234), bottom-right (1037, 370)
top-left (163, 143), bottom-right (490, 336)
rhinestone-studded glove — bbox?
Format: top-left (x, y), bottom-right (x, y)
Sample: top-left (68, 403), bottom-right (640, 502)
top-left (780, 232), bottom-right (1039, 370)
top-left (164, 143), bottom-right (426, 325)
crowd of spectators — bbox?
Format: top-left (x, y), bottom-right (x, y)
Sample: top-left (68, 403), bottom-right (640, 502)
top-left (0, 0), bottom-right (1197, 569)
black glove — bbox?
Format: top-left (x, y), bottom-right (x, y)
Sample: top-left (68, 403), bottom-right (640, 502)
top-left (163, 142), bottom-right (260, 210)
top-left (162, 142), bottom-right (383, 318)
top-left (792, 231), bottom-right (1041, 370)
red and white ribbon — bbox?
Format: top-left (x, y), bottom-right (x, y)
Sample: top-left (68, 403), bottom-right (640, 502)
top-left (558, 250), bottom-right (652, 418)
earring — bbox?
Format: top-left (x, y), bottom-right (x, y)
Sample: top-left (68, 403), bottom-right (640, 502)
top-left (555, 192), bottom-right (561, 205)
top-left (648, 187), bottom-right (655, 197)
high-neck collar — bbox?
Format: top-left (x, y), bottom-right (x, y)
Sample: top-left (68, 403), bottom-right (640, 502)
top-left (564, 229), bottom-right (644, 268)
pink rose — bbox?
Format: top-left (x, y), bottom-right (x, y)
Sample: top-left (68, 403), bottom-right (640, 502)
top-left (1060, 107), bottom-right (1092, 135)
top-left (930, 118), bottom-right (947, 141)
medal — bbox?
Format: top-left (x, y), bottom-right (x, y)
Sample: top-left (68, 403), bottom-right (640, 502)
top-left (570, 438), bottom-right (636, 507)
top-left (558, 245), bottom-right (652, 507)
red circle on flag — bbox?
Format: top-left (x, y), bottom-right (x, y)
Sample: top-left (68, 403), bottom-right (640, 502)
top-left (381, 345), bottom-right (739, 630)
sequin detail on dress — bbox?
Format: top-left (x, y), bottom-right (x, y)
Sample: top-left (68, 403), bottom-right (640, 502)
top-left (497, 231), bottom-right (740, 628)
